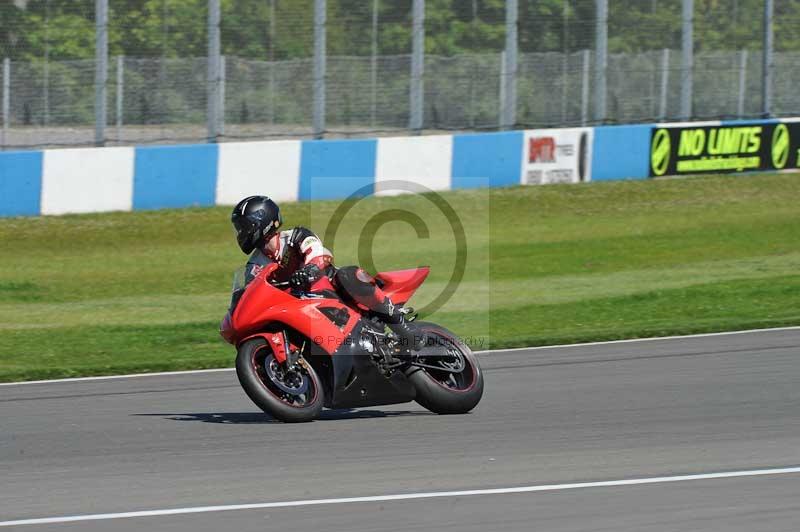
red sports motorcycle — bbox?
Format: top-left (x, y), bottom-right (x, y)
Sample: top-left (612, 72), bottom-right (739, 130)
top-left (220, 262), bottom-right (483, 422)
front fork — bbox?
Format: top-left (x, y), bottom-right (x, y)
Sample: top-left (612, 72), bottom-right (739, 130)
top-left (265, 329), bottom-right (304, 370)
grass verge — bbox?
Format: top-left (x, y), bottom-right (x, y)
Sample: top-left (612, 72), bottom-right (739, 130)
top-left (1, 172), bottom-right (799, 382)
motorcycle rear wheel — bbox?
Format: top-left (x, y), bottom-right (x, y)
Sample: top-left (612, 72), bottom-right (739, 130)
top-left (406, 322), bottom-right (484, 414)
top-left (236, 338), bottom-right (324, 423)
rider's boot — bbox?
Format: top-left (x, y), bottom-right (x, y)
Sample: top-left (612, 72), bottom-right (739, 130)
top-left (384, 306), bottom-right (425, 351)
top-left (333, 266), bottom-right (426, 350)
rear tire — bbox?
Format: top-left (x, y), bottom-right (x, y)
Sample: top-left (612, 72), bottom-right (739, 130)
top-left (236, 338), bottom-right (324, 423)
top-left (406, 322), bottom-right (484, 415)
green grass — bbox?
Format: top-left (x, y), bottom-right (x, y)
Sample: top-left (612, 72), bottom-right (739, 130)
top-left (2, 172), bottom-right (799, 382)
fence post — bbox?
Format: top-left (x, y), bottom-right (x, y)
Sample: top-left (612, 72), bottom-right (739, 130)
top-left (409, 0), bottom-right (424, 134)
top-left (207, 0), bottom-right (221, 143)
top-left (594, 0), bottom-right (607, 123)
top-left (2, 58), bottom-right (9, 149)
top-left (95, 0), bottom-right (108, 147)
top-left (738, 49), bottom-right (747, 118)
top-left (371, 0), bottom-right (379, 127)
top-left (499, 50), bottom-right (506, 128)
top-left (762, 0), bottom-right (773, 117)
top-left (219, 54), bottom-right (226, 136)
top-left (313, 0), bottom-right (326, 139)
top-left (43, 0), bottom-right (50, 126)
top-left (659, 48), bottom-right (669, 120)
top-left (560, 0), bottom-right (568, 124)
top-left (268, 0), bottom-right (276, 125)
top-left (501, 0), bottom-right (518, 129)
top-left (43, 56), bottom-right (50, 126)
top-left (680, 0), bottom-right (693, 120)
top-left (581, 49), bottom-right (590, 126)
top-left (116, 55), bottom-right (123, 142)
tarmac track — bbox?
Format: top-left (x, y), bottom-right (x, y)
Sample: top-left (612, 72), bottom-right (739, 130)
top-left (1, 328), bottom-right (800, 531)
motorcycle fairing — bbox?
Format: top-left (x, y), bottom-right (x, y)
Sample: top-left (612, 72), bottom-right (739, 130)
top-left (325, 321), bottom-right (416, 409)
top-left (225, 264), bottom-right (429, 355)
top-left (374, 266), bottom-right (430, 305)
top-left (229, 270), bottom-right (360, 354)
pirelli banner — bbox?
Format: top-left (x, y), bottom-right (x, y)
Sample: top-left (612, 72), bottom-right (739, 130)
top-left (522, 128), bottom-right (593, 185)
top-left (649, 121), bottom-right (800, 177)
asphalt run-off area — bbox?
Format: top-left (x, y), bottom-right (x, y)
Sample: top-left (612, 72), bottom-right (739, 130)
top-left (2, 328), bottom-right (799, 531)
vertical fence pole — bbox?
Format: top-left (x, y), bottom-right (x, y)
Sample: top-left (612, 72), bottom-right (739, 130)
top-left (501, 0), bottom-right (518, 129)
top-left (116, 55), bottom-right (123, 142)
top-left (313, 0), bottom-right (326, 139)
top-left (659, 48), bottom-right (669, 120)
top-left (680, 0), bottom-right (693, 120)
top-left (649, 53), bottom-right (656, 119)
top-left (594, 0), bottom-right (607, 123)
top-left (268, 0), bottom-right (276, 125)
top-left (95, 0), bottom-right (108, 146)
top-left (762, 0), bottom-right (773, 117)
top-left (560, 0), bottom-right (568, 124)
top-left (409, 0), bottom-right (424, 134)
top-left (43, 56), bottom-right (50, 127)
top-left (207, 0), bottom-right (221, 142)
top-left (499, 50), bottom-right (506, 128)
top-left (371, 0), bottom-right (379, 128)
top-left (2, 58), bottom-right (9, 149)
top-left (219, 54), bottom-right (226, 136)
top-left (581, 49), bottom-right (590, 126)
top-left (469, 0), bottom-right (478, 128)
top-left (737, 49), bottom-right (747, 118)
top-left (43, 0), bottom-right (51, 126)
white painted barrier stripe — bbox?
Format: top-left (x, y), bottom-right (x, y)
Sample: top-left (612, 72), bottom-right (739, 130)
top-left (40, 147), bottom-right (135, 215)
top-left (2, 466), bottom-right (799, 527)
top-left (1, 326), bottom-right (798, 387)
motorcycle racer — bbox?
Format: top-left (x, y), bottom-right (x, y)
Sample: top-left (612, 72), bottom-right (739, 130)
top-left (231, 195), bottom-right (424, 350)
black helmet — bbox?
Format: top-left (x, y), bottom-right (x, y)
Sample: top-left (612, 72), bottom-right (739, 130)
top-left (231, 195), bottom-right (283, 254)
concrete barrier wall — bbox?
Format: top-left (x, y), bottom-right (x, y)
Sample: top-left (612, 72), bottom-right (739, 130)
top-left (2, 119), bottom-right (796, 217)
top-left (0, 151), bottom-right (43, 217)
top-left (591, 125), bottom-right (651, 181)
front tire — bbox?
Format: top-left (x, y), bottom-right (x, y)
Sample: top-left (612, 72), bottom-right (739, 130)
top-left (406, 322), bottom-right (484, 414)
top-left (235, 338), bottom-right (324, 423)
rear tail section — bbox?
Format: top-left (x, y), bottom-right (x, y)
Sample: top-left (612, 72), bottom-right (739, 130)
top-left (375, 267), bottom-right (430, 305)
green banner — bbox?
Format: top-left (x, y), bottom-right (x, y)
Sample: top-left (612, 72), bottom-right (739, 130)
top-left (649, 121), bottom-right (800, 177)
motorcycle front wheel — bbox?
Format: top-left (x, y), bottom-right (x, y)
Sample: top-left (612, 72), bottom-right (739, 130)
top-left (406, 322), bottom-right (484, 414)
top-left (236, 338), bottom-right (324, 423)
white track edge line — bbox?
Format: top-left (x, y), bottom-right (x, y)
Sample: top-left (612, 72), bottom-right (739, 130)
top-left (2, 466), bottom-right (799, 527)
top-left (0, 367), bottom-right (235, 387)
top-left (480, 325), bottom-right (800, 354)
top-left (2, 325), bottom-right (798, 387)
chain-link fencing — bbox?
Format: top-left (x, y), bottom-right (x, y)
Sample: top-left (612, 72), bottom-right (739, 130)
top-left (1, 0), bottom-right (799, 149)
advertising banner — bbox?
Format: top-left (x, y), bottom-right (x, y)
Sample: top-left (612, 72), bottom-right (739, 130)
top-left (521, 128), bottom-right (593, 185)
top-left (649, 120), bottom-right (800, 177)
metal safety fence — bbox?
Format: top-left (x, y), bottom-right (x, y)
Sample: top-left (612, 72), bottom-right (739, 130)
top-left (0, 0), bottom-right (797, 149)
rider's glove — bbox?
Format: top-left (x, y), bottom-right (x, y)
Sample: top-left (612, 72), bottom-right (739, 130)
top-left (290, 264), bottom-right (322, 290)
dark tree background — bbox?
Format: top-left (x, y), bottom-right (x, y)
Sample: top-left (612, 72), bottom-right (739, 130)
top-left (2, 0), bottom-right (797, 61)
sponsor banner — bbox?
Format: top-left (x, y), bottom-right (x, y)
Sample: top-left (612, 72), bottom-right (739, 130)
top-left (649, 121), bottom-right (800, 177)
top-left (521, 128), bottom-right (593, 185)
